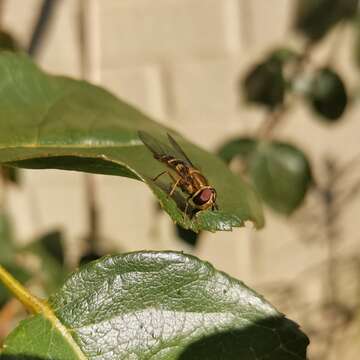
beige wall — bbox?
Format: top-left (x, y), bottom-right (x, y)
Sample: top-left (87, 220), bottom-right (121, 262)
top-left (2, 1), bottom-right (360, 358)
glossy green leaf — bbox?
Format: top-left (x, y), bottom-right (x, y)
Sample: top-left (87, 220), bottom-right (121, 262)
top-left (0, 52), bottom-right (263, 232)
top-left (294, 0), bottom-right (357, 42)
top-left (242, 58), bottom-right (285, 109)
top-left (1, 252), bottom-right (309, 359)
top-left (250, 142), bottom-right (312, 215)
top-left (308, 67), bottom-right (348, 121)
top-left (218, 138), bottom-right (312, 215)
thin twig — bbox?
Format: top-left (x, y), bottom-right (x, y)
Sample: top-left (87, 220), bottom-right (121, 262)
top-left (77, 0), bottom-right (101, 255)
top-left (0, 298), bottom-right (22, 341)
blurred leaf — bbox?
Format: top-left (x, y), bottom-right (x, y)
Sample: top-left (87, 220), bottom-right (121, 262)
top-left (0, 52), bottom-right (264, 232)
top-left (308, 67), bottom-right (348, 121)
top-left (269, 47), bottom-right (300, 65)
top-left (242, 58), bottom-right (285, 109)
top-left (2, 252), bottom-right (309, 359)
top-left (294, 0), bottom-right (357, 42)
top-left (217, 137), bottom-right (257, 164)
top-left (0, 31), bottom-right (18, 52)
top-left (175, 224), bottom-right (200, 247)
top-left (79, 251), bottom-right (101, 266)
top-left (36, 230), bottom-right (65, 265)
top-left (22, 231), bottom-right (67, 294)
top-left (0, 166), bottom-right (20, 186)
top-left (0, 212), bottom-right (32, 307)
top-left (218, 138), bottom-right (312, 215)
top-left (250, 142), bottom-right (312, 215)
top-left (0, 211), bottom-right (15, 264)
top-left (353, 15), bottom-right (360, 70)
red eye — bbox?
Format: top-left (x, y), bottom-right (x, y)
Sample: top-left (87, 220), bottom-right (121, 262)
top-left (193, 188), bottom-right (213, 206)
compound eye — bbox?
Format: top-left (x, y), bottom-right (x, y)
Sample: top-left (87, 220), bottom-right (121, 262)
top-left (193, 188), bottom-right (213, 206)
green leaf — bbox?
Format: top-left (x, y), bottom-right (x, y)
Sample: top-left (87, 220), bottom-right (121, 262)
top-left (217, 137), bottom-right (257, 165)
top-left (1, 316), bottom-right (80, 359)
top-left (0, 52), bottom-right (263, 232)
top-left (308, 67), bottom-right (348, 121)
top-left (218, 138), bottom-right (312, 215)
top-left (1, 252), bottom-right (309, 359)
top-left (268, 47), bottom-right (300, 65)
top-left (250, 142), bottom-right (312, 215)
top-left (294, 0), bottom-right (357, 42)
top-left (242, 58), bottom-right (285, 109)
top-left (0, 31), bottom-right (18, 52)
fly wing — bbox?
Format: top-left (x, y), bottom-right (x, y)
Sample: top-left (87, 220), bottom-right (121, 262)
top-left (138, 131), bottom-right (177, 160)
top-left (167, 133), bottom-right (195, 167)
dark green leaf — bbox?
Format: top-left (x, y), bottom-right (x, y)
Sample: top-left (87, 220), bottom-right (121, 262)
top-left (269, 47), bottom-right (300, 65)
top-left (175, 224), bottom-right (200, 247)
top-left (294, 0), bottom-right (357, 42)
top-left (0, 166), bottom-right (20, 186)
top-left (79, 251), bottom-right (101, 266)
top-left (36, 230), bottom-right (65, 266)
top-left (22, 231), bottom-right (67, 294)
top-left (250, 142), bottom-right (312, 215)
top-left (308, 67), bottom-right (348, 121)
top-left (0, 52), bottom-right (264, 232)
top-left (218, 138), bottom-right (312, 215)
top-left (242, 59), bottom-right (285, 109)
top-left (0, 211), bottom-right (15, 264)
top-left (217, 137), bottom-right (257, 165)
top-left (1, 252), bottom-right (309, 359)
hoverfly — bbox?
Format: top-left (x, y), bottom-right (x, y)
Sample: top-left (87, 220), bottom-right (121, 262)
top-left (138, 131), bottom-right (218, 217)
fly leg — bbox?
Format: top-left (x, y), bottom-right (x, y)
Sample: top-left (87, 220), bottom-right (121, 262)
top-left (183, 195), bottom-right (192, 220)
top-left (152, 171), bottom-right (168, 182)
top-left (168, 177), bottom-right (181, 197)
top-left (152, 171), bottom-right (181, 198)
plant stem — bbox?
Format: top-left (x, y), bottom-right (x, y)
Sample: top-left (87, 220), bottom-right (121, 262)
top-left (0, 168), bottom-right (7, 211)
top-left (77, 0), bottom-right (102, 256)
top-left (84, 173), bottom-right (99, 252)
top-left (0, 265), bottom-right (86, 359)
top-left (0, 298), bottom-right (22, 341)
top-left (0, 265), bottom-right (43, 314)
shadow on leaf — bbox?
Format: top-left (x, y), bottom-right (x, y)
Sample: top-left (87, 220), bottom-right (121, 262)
top-left (178, 316), bottom-right (309, 360)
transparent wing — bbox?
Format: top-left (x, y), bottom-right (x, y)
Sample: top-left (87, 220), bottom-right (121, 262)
top-left (138, 131), bottom-right (195, 167)
top-left (167, 133), bottom-right (195, 167)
